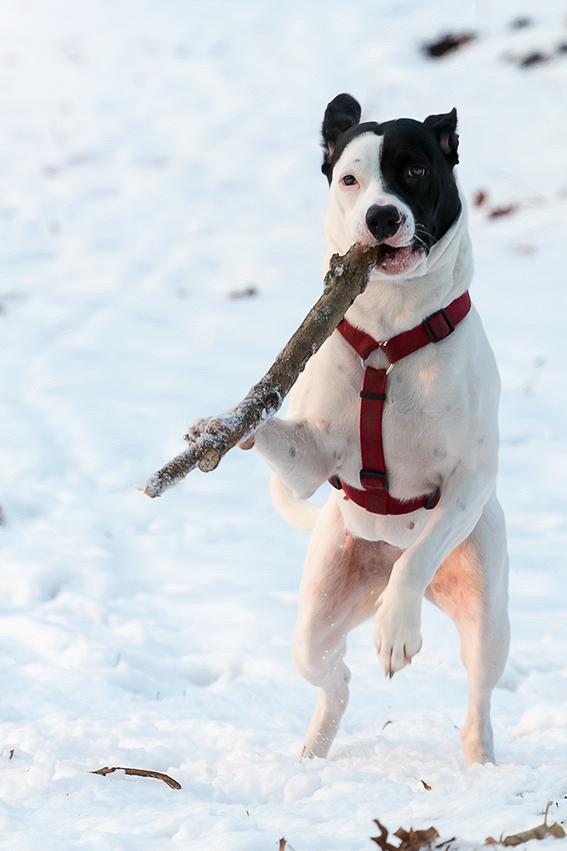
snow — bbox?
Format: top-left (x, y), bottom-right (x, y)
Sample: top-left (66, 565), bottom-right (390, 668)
top-left (0, 0), bottom-right (567, 848)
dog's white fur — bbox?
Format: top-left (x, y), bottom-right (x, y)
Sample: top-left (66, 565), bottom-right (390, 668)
top-left (252, 130), bottom-right (509, 766)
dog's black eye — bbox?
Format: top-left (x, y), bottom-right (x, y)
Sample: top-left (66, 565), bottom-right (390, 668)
top-left (341, 174), bottom-right (358, 186)
top-left (407, 165), bottom-right (427, 178)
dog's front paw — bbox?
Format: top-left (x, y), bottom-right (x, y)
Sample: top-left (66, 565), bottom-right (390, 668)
top-left (374, 586), bottom-right (423, 677)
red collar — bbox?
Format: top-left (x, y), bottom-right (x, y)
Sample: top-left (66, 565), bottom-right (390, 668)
top-left (337, 290), bottom-right (471, 364)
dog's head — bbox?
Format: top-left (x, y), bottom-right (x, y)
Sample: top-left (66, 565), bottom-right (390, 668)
top-left (321, 94), bottom-right (462, 278)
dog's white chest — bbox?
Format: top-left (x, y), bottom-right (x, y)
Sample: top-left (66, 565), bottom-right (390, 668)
top-left (285, 310), bottom-right (499, 547)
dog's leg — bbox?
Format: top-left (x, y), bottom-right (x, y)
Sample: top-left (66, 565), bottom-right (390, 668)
top-left (294, 493), bottom-right (401, 758)
top-left (253, 417), bottom-right (337, 499)
top-left (374, 467), bottom-right (496, 676)
top-left (427, 493), bottom-right (509, 765)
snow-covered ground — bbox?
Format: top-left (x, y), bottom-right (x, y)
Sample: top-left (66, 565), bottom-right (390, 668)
top-left (1, 0), bottom-right (567, 848)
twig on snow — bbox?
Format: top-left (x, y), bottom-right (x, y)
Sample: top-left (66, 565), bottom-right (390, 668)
top-left (92, 765), bottom-right (181, 790)
top-left (144, 242), bottom-right (383, 498)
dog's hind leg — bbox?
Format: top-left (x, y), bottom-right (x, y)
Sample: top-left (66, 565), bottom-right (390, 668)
top-left (427, 493), bottom-right (509, 766)
top-left (293, 493), bottom-right (402, 758)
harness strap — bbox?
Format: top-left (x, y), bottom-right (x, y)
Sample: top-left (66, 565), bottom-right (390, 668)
top-left (330, 290), bottom-right (471, 516)
top-left (334, 476), bottom-right (441, 515)
top-left (337, 290), bottom-right (471, 365)
top-left (359, 366), bottom-right (387, 490)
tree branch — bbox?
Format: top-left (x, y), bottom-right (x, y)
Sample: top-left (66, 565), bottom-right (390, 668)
top-left (92, 766), bottom-right (181, 789)
top-left (144, 242), bottom-right (382, 498)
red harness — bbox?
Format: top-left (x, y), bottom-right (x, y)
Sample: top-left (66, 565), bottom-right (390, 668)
top-left (330, 290), bottom-right (472, 515)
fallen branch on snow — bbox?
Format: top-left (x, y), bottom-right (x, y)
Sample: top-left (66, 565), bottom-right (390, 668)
top-left (92, 765), bottom-right (181, 789)
top-left (144, 242), bottom-right (383, 498)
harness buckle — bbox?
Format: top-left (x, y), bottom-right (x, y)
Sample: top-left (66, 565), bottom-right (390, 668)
top-left (422, 308), bottom-right (455, 343)
top-left (360, 470), bottom-right (388, 491)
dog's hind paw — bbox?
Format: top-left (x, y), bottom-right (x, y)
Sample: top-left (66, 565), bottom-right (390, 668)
top-left (298, 735), bottom-right (332, 760)
top-left (374, 586), bottom-right (423, 676)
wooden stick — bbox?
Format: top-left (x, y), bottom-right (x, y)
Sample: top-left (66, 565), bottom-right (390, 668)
top-left (92, 766), bottom-right (181, 790)
top-left (144, 243), bottom-right (381, 498)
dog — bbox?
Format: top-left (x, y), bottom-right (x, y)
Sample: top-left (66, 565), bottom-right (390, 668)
top-left (248, 94), bottom-right (509, 766)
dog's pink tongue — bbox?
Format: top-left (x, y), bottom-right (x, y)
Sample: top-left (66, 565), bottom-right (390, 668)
top-left (378, 245), bottom-right (417, 275)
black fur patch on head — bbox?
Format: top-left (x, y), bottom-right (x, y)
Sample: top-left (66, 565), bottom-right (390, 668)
top-left (321, 94), bottom-right (361, 180)
top-left (424, 108), bottom-right (459, 166)
top-left (379, 116), bottom-right (461, 247)
top-left (321, 98), bottom-right (460, 184)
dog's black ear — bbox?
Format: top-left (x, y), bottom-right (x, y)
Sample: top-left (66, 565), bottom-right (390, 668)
top-left (321, 93), bottom-right (361, 179)
top-left (424, 108), bottom-right (459, 166)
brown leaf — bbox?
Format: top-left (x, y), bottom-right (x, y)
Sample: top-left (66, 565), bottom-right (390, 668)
top-left (502, 825), bottom-right (546, 846)
top-left (516, 243), bottom-right (535, 255)
top-left (499, 802), bottom-right (566, 846)
top-left (372, 819), bottom-right (440, 850)
top-left (421, 779), bottom-right (432, 790)
top-left (509, 16), bottom-right (533, 30)
top-left (421, 32), bottom-right (476, 59)
top-left (371, 819), bottom-right (398, 851)
top-left (518, 52), bottom-right (549, 68)
top-left (228, 285), bottom-right (258, 299)
top-left (501, 822), bottom-right (566, 845)
top-left (394, 826), bottom-right (440, 849)
top-left (473, 190), bottom-right (488, 207)
top-left (487, 204), bottom-right (519, 220)
top-left (279, 839), bottom-right (287, 851)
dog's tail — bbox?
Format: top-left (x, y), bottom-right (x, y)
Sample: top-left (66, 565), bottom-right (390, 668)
top-left (270, 475), bottom-right (321, 532)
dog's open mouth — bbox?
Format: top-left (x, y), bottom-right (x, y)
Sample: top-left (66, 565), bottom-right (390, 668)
top-left (372, 242), bottom-right (424, 277)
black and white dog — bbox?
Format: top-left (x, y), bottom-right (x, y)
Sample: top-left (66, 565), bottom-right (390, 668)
top-left (250, 94), bottom-right (509, 766)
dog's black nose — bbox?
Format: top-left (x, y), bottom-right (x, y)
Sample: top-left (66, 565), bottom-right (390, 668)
top-left (365, 204), bottom-right (402, 242)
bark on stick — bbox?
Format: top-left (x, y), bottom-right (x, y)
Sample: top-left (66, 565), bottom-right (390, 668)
top-left (144, 243), bottom-right (381, 498)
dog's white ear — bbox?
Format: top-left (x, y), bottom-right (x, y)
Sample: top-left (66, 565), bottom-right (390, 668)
top-left (321, 93), bottom-right (361, 179)
top-left (424, 108), bottom-right (459, 167)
